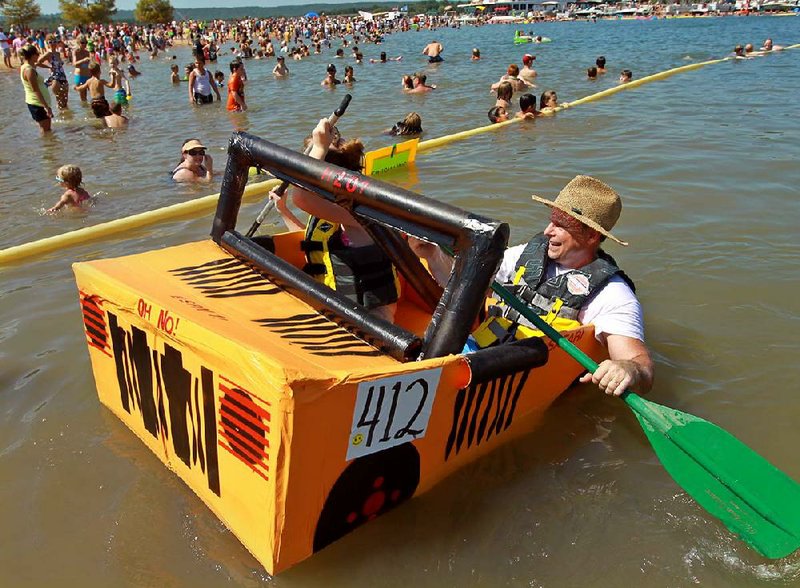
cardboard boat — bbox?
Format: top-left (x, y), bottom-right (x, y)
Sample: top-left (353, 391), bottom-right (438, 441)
top-left (73, 132), bottom-right (605, 574)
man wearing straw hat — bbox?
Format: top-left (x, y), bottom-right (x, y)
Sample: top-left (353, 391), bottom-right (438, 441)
top-left (413, 175), bottom-right (654, 397)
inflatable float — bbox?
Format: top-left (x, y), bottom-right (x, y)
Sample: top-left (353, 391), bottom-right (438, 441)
top-left (72, 131), bottom-right (605, 574)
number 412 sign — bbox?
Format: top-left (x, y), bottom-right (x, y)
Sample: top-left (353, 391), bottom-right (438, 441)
top-left (346, 368), bottom-right (442, 461)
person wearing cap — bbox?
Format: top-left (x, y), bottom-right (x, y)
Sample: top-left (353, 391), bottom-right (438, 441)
top-left (520, 54), bottom-right (537, 83)
top-left (273, 55), bottom-right (289, 78)
top-left (411, 176), bottom-right (654, 396)
top-left (172, 139), bottom-right (214, 183)
top-left (321, 63), bottom-right (341, 87)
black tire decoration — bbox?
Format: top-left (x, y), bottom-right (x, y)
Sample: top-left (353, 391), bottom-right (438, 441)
top-left (313, 443), bottom-right (420, 552)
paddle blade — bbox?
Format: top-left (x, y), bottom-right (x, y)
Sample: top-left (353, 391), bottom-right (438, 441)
top-left (625, 393), bottom-right (800, 559)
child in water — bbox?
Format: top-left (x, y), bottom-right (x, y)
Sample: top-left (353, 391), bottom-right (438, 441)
top-left (47, 165), bottom-right (91, 213)
top-left (387, 112), bottom-right (423, 136)
top-left (75, 62), bottom-right (114, 118)
top-left (170, 64), bottom-right (180, 83)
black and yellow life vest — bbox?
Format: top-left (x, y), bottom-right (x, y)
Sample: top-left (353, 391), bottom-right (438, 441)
top-left (300, 217), bottom-right (400, 310)
top-left (473, 234), bottom-right (635, 348)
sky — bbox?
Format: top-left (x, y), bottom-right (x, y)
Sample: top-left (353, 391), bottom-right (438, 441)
top-left (37, 0), bottom-right (354, 16)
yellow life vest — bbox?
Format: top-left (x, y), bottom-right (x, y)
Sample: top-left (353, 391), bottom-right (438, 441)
top-left (301, 217), bottom-right (400, 310)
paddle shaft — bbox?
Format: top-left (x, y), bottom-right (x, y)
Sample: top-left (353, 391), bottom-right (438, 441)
top-left (245, 94), bottom-right (352, 237)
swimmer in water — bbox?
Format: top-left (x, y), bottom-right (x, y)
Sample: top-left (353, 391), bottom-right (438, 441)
top-left (104, 101), bottom-right (129, 128)
top-left (422, 40), bottom-right (444, 63)
top-left (47, 164), bottom-right (91, 213)
top-left (488, 106), bottom-right (509, 124)
top-left (539, 89), bottom-right (558, 113)
top-left (472, 48), bottom-right (481, 61)
top-left (760, 38), bottom-right (783, 52)
top-left (619, 69), bottom-right (633, 84)
top-left (587, 66), bottom-right (598, 79)
top-left (75, 62), bottom-right (114, 118)
top-left (520, 54), bottom-right (537, 83)
top-left (409, 72), bottom-right (436, 93)
top-left (273, 55), bottom-right (289, 77)
top-left (515, 93), bottom-right (538, 120)
top-left (494, 81), bottom-right (513, 110)
top-left (386, 112), bottom-right (423, 136)
top-left (596, 56), bottom-right (607, 74)
top-left (170, 63), bottom-right (180, 83)
top-left (172, 138), bottom-right (214, 184)
top-left (321, 63), bottom-right (341, 87)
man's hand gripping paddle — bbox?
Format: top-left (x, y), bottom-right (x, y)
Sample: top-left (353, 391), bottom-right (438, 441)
top-left (246, 94), bottom-right (353, 237)
top-left (489, 279), bottom-right (800, 558)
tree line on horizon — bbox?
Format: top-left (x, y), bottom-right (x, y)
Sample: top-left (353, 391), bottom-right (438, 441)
top-left (2, 0), bottom-right (449, 30)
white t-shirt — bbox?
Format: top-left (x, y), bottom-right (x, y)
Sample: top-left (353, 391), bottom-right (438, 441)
top-left (496, 244), bottom-right (645, 343)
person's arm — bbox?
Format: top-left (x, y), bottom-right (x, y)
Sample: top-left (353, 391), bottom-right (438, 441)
top-left (202, 153), bottom-right (214, 182)
top-left (187, 70), bottom-right (196, 102)
top-left (291, 118), bottom-right (365, 229)
top-left (581, 335), bottom-right (654, 396)
top-left (172, 167), bottom-right (196, 183)
top-left (73, 53), bottom-right (90, 67)
top-left (47, 190), bottom-right (72, 213)
top-left (270, 189), bottom-right (305, 232)
top-left (104, 75), bottom-right (115, 89)
top-left (212, 72), bottom-right (221, 100)
top-left (74, 78), bottom-right (89, 91)
top-left (35, 51), bottom-right (52, 68)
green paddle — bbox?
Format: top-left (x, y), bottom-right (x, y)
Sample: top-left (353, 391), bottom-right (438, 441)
top-left (488, 278), bottom-right (800, 559)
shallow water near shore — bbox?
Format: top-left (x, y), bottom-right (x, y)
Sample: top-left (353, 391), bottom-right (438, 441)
top-left (1, 15), bottom-right (799, 587)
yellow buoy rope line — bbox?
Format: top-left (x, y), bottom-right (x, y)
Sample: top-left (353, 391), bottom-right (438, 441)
top-left (0, 179), bottom-right (281, 266)
top-left (2, 45), bottom-right (797, 267)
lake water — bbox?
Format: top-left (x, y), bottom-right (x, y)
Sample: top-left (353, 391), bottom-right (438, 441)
top-left (1, 15), bottom-right (799, 587)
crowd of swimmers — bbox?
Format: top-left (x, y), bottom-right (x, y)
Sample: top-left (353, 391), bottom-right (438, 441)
top-left (3, 15), bottom-right (789, 205)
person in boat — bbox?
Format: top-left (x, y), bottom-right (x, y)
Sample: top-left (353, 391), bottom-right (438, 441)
top-left (172, 138), bottom-right (214, 184)
top-left (422, 40), bottom-right (444, 63)
top-left (520, 54), bottom-right (537, 83)
top-left (410, 175), bottom-right (655, 397)
top-left (268, 119), bottom-right (399, 323)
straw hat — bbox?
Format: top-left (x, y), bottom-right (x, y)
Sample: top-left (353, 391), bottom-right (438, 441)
top-left (532, 175), bottom-right (628, 246)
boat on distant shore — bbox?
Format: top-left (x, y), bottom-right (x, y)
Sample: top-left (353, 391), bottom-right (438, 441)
top-left (73, 131), bottom-right (605, 574)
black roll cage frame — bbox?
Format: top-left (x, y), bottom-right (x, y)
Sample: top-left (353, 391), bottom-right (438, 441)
top-left (210, 131), bottom-right (509, 362)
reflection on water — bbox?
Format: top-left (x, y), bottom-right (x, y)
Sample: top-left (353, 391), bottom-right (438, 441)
top-left (1, 16), bottom-right (799, 587)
